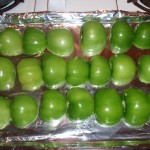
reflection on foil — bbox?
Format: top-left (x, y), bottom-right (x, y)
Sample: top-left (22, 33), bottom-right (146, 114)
top-left (0, 10), bottom-right (149, 148)
top-left (0, 10), bottom-right (150, 26)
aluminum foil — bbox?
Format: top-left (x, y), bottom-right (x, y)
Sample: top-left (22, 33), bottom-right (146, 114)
top-left (0, 10), bottom-right (150, 149)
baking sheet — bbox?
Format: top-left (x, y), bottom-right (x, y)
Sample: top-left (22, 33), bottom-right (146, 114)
top-left (0, 10), bottom-right (150, 149)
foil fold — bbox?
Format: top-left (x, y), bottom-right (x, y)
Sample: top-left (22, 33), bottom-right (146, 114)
top-left (0, 10), bottom-right (150, 25)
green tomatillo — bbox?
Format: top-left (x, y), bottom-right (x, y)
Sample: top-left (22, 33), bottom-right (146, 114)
top-left (0, 57), bottom-right (16, 91)
top-left (89, 55), bottom-right (111, 87)
top-left (138, 55), bottom-right (150, 84)
top-left (66, 57), bottom-right (89, 86)
top-left (17, 58), bottom-right (43, 91)
top-left (94, 88), bottom-right (124, 126)
top-left (134, 22), bottom-right (150, 50)
top-left (109, 54), bottom-right (136, 86)
top-left (109, 20), bottom-right (134, 54)
top-left (11, 94), bottom-right (38, 129)
top-left (39, 89), bottom-right (67, 122)
top-left (122, 88), bottom-right (150, 127)
top-left (80, 20), bottom-right (107, 56)
top-left (47, 28), bottom-right (74, 56)
top-left (67, 87), bottom-right (94, 121)
top-left (23, 27), bottom-right (46, 55)
top-left (0, 27), bottom-right (23, 56)
top-left (42, 54), bottom-right (66, 89)
top-left (0, 96), bottom-right (11, 130)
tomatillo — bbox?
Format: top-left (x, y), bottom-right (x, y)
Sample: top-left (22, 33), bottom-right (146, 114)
top-left (11, 94), bottom-right (38, 129)
top-left (0, 96), bottom-right (11, 130)
top-left (138, 55), bottom-right (150, 84)
top-left (17, 58), bottom-right (43, 91)
top-left (94, 88), bottom-right (124, 126)
top-left (109, 54), bottom-right (136, 86)
top-left (134, 22), bottom-right (150, 49)
top-left (80, 20), bottom-right (106, 56)
top-left (39, 89), bottom-right (67, 122)
top-left (42, 54), bottom-right (66, 89)
top-left (47, 28), bottom-right (74, 56)
top-left (0, 27), bottom-right (23, 56)
top-left (109, 20), bottom-right (134, 54)
top-left (66, 57), bottom-right (89, 86)
top-left (89, 55), bottom-right (111, 87)
top-left (122, 88), bottom-right (150, 127)
top-left (67, 87), bottom-right (94, 121)
top-left (0, 57), bottom-right (16, 91)
top-left (148, 93), bottom-right (150, 104)
top-left (23, 27), bottom-right (46, 55)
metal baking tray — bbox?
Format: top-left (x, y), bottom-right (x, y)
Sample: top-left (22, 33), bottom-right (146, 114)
top-left (0, 10), bottom-right (150, 149)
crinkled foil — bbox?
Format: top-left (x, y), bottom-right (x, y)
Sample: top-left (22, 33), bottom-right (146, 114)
top-left (0, 10), bottom-right (150, 149)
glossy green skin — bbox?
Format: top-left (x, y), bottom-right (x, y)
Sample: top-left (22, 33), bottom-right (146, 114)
top-left (42, 54), bottom-right (66, 88)
top-left (0, 96), bottom-right (11, 130)
top-left (110, 54), bottom-right (136, 86)
top-left (66, 57), bottom-right (89, 86)
top-left (80, 20), bottom-right (106, 56)
top-left (11, 94), bottom-right (38, 129)
top-left (23, 27), bottom-right (46, 55)
top-left (0, 57), bottom-right (16, 91)
top-left (89, 55), bottom-right (111, 87)
top-left (47, 28), bottom-right (74, 56)
top-left (39, 90), bottom-right (67, 122)
top-left (17, 58), bottom-right (43, 91)
top-left (148, 93), bottom-right (150, 104)
top-left (67, 88), bottom-right (94, 120)
top-left (123, 88), bottom-right (150, 127)
top-left (0, 27), bottom-right (23, 56)
top-left (110, 20), bottom-right (134, 54)
top-left (94, 88), bottom-right (124, 126)
top-left (134, 22), bottom-right (150, 49)
top-left (138, 55), bottom-right (150, 84)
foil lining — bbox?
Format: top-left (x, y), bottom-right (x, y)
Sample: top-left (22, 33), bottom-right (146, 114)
top-left (0, 10), bottom-right (150, 25)
top-left (0, 10), bottom-right (150, 148)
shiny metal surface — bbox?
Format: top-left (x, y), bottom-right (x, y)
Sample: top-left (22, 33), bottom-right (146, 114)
top-left (127, 0), bottom-right (150, 12)
top-left (0, 11), bottom-right (149, 149)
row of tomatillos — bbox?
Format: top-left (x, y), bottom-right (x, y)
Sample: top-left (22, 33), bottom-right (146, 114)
top-left (0, 87), bottom-right (150, 130)
top-left (0, 20), bottom-right (150, 57)
top-left (0, 53), bottom-right (150, 91)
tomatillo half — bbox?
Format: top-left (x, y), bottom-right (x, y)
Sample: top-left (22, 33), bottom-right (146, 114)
top-left (17, 58), bottom-right (43, 91)
top-left (11, 94), bottom-right (38, 129)
top-left (134, 22), bottom-right (150, 49)
top-left (109, 20), bottom-right (134, 54)
top-left (94, 88), bottom-right (124, 126)
top-left (109, 54), bottom-right (136, 86)
top-left (122, 88), bottom-right (150, 127)
top-left (80, 20), bottom-right (106, 56)
top-left (23, 27), bottom-right (46, 55)
top-left (0, 27), bottom-right (23, 56)
top-left (42, 54), bottom-right (66, 89)
top-left (138, 55), bottom-right (150, 84)
top-left (67, 87), bottom-right (94, 121)
top-left (0, 96), bottom-right (11, 130)
top-left (89, 55), bottom-right (111, 87)
top-left (39, 89), bottom-right (67, 122)
top-left (0, 57), bottom-right (16, 91)
top-left (47, 28), bottom-right (74, 56)
top-left (66, 57), bottom-right (89, 86)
